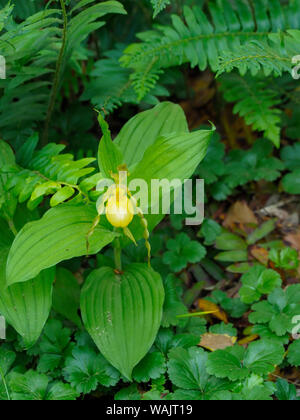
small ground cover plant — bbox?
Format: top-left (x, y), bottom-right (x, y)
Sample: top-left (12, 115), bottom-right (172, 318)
top-left (0, 0), bottom-right (300, 402)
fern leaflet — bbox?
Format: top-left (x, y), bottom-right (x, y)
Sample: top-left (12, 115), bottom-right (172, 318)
top-left (150, 0), bottom-right (171, 18)
top-left (219, 73), bottom-right (282, 147)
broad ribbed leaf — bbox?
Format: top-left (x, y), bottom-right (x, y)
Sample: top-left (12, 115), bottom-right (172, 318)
top-left (6, 204), bottom-right (117, 286)
top-left (114, 102), bottom-right (189, 167)
top-left (0, 248), bottom-right (54, 348)
top-left (81, 264), bottom-right (165, 380)
top-left (130, 127), bottom-right (214, 185)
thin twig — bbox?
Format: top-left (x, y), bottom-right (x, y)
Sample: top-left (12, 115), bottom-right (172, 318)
top-left (257, 198), bottom-right (297, 216)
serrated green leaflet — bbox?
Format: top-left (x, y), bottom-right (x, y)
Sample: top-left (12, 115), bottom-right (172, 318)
top-left (207, 341), bottom-right (284, 381)
top-left (240, 265), bottom-right (282, 304)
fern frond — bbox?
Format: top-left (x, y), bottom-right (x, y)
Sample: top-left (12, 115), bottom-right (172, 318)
top-left (82, 47), bottom-right (171, 112)
top-left (0, 0), bottom-right (44, 19)
top-left (219, 73), bottom-right (282, 147)
top-left (0, 1), bottom-right (13, 30)
top-left (2, 135), bottom-right (99, 210)
top-left (0, 7), bottom-right (62, 137)
top-left (81, 48), bottom-right (134, 113)
top-left (121, 0), bottom-right (300, 99)
top-left (150, 0), bottom-right (171, 18)
top-left (63, 1), bottom-right (127, 66)
top-left (0, 1), bottom-right (127, 141)
top-left (216, 30), bottom-right (300, 77)
top-left (130, 58), bottom-right (163, 101)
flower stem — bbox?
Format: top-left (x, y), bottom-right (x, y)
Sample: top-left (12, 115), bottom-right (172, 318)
top-left (8, 219), bottom-right (17, 236)
top-left (114, 237), bottom-right (122, 271)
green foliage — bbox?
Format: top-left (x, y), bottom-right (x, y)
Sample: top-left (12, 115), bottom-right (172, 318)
top-left (168, 347), bottom-right (229, 400)
top-left (198, 219), bottom-right (222, 246)
top-left (52, 268), bottom-right (82, 328)
top-left (211, 291), bottom-right (249, 319)
top-left (206, 139), bottom-right (284, 201)
top-left (0, 347), bottom-right (15, 400)
top-left (240, 265), bottom-right (282, 304)
top-left (9, 371), bottom-right (79, 401)
top-left (161, 275), bottom-right (187, 327)
top-left (207, 341), bottom-right (285, 381)
top-left (269, 247), bottom-right (299, 270)
top-left (287, 341), bottom-right (300, 367)
top-left (0, 0), bottom-right (300, 402)
top-left (0, 1), bottom-right (126, 139)
top-left (64, 347), bottom-right (120, 394)
top-left (163, 233), bottom-right (206, 272)
top-left (281, 143), bottom-right (300, 194)
top-left (133, 351), bottom-right (166, 382)
top-left (209, 323), bottom-right (237, 337)
top-left (249, 285), bottom-right (300, 336)
top-left (34, 320), bottom-right (73, 375)
top-left (275, 378), bottom-right (300, 401)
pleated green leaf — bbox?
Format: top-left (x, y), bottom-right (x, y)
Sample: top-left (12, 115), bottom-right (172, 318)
top-left (6, 204), bottom-right (117, 286)
top-left (130, 127), bottom-right (214, 184)
top-left (114, 102), bottom-right (189, 167)
top-left (0, 248), bottom-right (55, 348)
top-left (80, 264), bottom-right (165, 380)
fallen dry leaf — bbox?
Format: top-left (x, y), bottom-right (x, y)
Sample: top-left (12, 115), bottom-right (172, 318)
top-left (250, 246), bottom-right (269, 265)
top-left (199, 333), bottom-right (237, 351)
top-left (224, 201), bottom-right (258, 228)
top-left (285, 230), bottom-right (300, 253)
top-left (198, 299), bottom-right (228, 323)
